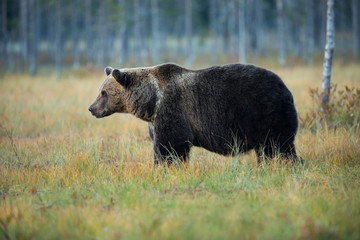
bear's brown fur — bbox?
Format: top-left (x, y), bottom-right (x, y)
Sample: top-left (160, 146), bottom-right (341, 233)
top-left (89, 63), bottom-right (301, 164)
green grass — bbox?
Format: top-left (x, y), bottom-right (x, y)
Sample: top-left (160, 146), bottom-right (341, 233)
top-left (1, 62), bottom-right (360, 239)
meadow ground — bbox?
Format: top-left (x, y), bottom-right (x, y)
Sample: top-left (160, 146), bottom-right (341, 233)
top-left (0, 61), bottom-right (360, 239)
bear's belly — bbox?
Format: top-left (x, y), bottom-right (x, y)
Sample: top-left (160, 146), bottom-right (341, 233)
top-left (192, 130), bottom-right (254, 156)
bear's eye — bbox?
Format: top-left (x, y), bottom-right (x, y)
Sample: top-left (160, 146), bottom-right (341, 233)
top-left (101, 90), bottom-right (107, 96)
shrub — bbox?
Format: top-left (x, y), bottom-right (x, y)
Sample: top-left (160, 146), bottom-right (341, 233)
top-left (300, 84), bottom-right (360, 130)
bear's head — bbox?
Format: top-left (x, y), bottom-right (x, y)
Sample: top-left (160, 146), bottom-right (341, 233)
top-left (89, 66), bottom-right (158, 121)
top-left (88, 66), bottom-right (132, 118)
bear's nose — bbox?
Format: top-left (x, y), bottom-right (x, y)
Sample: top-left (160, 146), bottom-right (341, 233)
top-left (88, 106), bottom-right (93, 112)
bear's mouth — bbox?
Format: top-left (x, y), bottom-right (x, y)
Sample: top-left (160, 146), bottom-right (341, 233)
top-left (89, 109), bottom-right (103, 118)
top-left (91, 110), bottom-right (111, 118)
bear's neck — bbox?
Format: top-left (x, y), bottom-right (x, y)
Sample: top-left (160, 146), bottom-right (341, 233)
top-left (130, 82), bottom-right (161, 122)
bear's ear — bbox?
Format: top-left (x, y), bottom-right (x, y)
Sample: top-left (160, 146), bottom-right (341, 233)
top-left (112, 69), bottom-right (132, 88)
top-left (104, 66), bottom-right (113, 76)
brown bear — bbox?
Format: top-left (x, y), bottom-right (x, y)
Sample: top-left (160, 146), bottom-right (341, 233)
top-left (89, 63), bottom-right (301, 164)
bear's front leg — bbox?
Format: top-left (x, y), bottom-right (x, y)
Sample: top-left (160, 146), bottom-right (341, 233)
top-left (153, 141), bottom-right (191, 165)
top-left (148, 122), bottom-right (155, 142)
top-left (152, 120), bottom-right (193, 165)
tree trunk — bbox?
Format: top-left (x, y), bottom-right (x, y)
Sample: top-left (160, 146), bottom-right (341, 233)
top-left (321, 0), bottom-right (335, 105)
top-left (185, 0), bottom-right (193, 67)
top-left (314, 0), bottom-right (325, 52)
top-left (238, 0), bottom-right (247, 63)
top-left (20, 0), bottom-right (28, 72)
top-left (54, 0), bottom-right (62, 79)
top-left (227, 0), bottom-right (237, 55)
top-left (255, 0), bottom-right (264, 55)
top-left (121, 28), bottom-right (129, 65)
top-left (1, 0), bottom-right (7, 73)
top-left (256, 0), bottom-right (263, 55)
top-left (276, 0), bottom-right (286, 66)
top-left (305, 0), bottom-right (315, 65)
top-left (71, 2), bottom-right (80, 69)
top-left (117, 0), bottom-right (128, 65)
top-left (28, 0), bottom-right (37, 76)
top-left (174, 0), bottom-right (183, 57)
top-left (352, 0), bottom-right (359, 60)
top-left (219, 1), bottom-right (227, 52)
top-left (249, 0), bottom-right (262, 54)
top-left (96, 0), bottom-right (106, 67)
top-left (85, 0), bottom-right (93, 64)
top-left (134, 0), bottom-right (142, 65)
top-left (151, 0), bottom-right (160, 64)
top-left (210, 0), bottom-right (218, 64)
top-left (45, 2), bottom-right (54, 60)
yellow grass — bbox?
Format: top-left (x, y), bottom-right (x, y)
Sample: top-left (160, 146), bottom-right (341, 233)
top-left (0, 61), bottom-right (359, 239)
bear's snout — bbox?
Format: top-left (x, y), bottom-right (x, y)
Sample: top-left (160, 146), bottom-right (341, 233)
top-left (88, 106), bottom-right (94, 113)
top-left (88, 104), bottom-right (107, 118)
top-left (88, 105), bottom-right (98, 117)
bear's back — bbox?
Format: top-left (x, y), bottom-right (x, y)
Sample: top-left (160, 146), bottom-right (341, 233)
top-left (185, 64), bottom-right (294, 114)
top-left (160, 63), bottom-right (297, 155)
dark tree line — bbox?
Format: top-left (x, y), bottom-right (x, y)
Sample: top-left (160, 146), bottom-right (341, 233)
top-left (0, 0), bottom-right (358, 77)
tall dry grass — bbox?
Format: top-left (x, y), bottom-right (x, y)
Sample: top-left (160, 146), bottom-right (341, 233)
top-left (0, 61), bottom-right (359, 239)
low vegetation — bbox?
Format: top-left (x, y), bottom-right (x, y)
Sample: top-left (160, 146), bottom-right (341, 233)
top-left (300, 84), bottom-right (360, 129)
top-left (0, 62), bottom-right (359, 239)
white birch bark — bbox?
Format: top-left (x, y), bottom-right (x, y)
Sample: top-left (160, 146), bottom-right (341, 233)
top-left (321, 0), bottom-right (335, 104)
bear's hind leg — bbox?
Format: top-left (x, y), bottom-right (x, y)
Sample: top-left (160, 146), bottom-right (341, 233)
top-left (255, 145), bottom-right (276, 164)
top-left (280, 142), bottom-right (303, 163)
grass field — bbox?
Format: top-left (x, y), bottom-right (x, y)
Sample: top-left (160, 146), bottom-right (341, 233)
top-left (1, 61), bottom-right (360, 239)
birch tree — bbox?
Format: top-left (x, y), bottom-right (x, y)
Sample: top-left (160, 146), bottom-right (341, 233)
top-left (321, 0), bottom-right (335, 104)
top-left (20, 0), bottom-right (28, 72)
top-left (117, 0), bottom-right (128, 65)
top-left (54, 0), bottom-right (62, 78)
top-left (85, 0), bottom-right (93, 64)
top-left (151, 0), bottom-right (160, 64)
top-left (219, 1), bottom-right (227, 52)
top-left (71, 2), bottom-right (80, 69)
top-left (28, 0), bottom-right (37, 76)
top-left (227, 0), bottom-right (237, 55)
top-left (185, 0), bottom-right (193, 67)
top-left (210, 0), bottom-right (218, 64)
top-left (134, 0), bottom-right (142, 64)
top-left (249, 0), bottom-right (262, 54)
top-left (96, 0), bottom-right (107, 67)
top-left (1, 0), bottom-right (7, 73)
top-left (276, 0), bottom-right (286, 66)
top-left (238, 0), bottom-right (247, 63)
top-left (305, 0), bottom-right (315, 65)
top-left (352, 0), bottom-right (359, 60)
